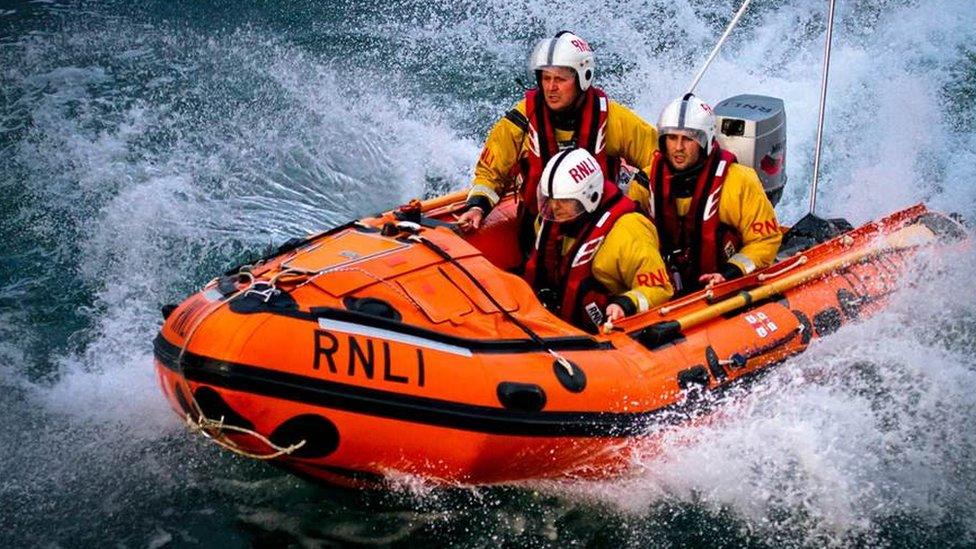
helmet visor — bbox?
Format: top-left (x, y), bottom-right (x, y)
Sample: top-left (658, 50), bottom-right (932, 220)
top-left (539, 197), bottom-right (585, 223)
top-left (659, 127), bottom-right (707, 150)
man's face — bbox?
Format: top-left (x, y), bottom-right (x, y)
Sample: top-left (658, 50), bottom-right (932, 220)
top-left (540, 67), bottom-right (580, 112)
top-left (664, 133), bottom-right (702, 171)
top-left (542, 197), bottom-right (585, 223)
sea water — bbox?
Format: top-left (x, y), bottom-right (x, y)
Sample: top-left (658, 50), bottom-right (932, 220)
top-left (2, 0), bottom-right (975, 546)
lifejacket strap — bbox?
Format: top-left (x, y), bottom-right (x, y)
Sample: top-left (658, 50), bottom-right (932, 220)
top-left (631, 169), bottom-right (650, 189)
top-left (504, 109), bottom-right (529, 133)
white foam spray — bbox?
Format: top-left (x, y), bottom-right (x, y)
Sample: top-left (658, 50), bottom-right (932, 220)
top-left (2, 0), bottom-right (975, 544)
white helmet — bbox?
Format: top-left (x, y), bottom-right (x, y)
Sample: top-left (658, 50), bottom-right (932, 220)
top-left (658, 93), bottom-right (717, 155)
top-left (528, 31), bottom-right (595, 91)
top-left (537, 148), bottom-right (604, 222)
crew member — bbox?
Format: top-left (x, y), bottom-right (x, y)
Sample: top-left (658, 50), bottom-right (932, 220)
top-left (456, 31), bottom-right (659, 242)
top-left (627, 93), bottom-right (782, 293)
top-left (525, 148), bottom-right (673, 332)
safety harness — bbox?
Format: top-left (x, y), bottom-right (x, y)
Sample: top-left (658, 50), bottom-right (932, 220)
top-left (524, 180), bottom-right (636, 331)
top-left (647, 147), bottom-right (741, 291)
top-left (518, 87), bottom-right (618, 214)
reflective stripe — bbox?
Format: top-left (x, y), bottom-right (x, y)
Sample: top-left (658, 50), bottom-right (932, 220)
top-left (527, 126), bottom-right (540, 156)
top-left (318, 318), bottom-right (473, 357)
top-left (468, 184), bottom-right (500, 205)
top-left (631, 290), bottom-right (651, 312)
top-left (595, 211), bottom-right (611, 228)
top-left (729, 253), bottom-right (756, 274)
top-left (595, 121), bottom-right (607, 154)
top-left (715, 159), bottom-right (727, 177)
top-left (546, 37), bottom-right (557, 65)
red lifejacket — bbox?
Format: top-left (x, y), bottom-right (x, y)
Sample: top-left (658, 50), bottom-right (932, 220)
top-left (523, 180), bottom-right (637, 331)
top-left (649, 147), bottom-right (741, 290)
top-left (519, 87), bottom-right (619, 215)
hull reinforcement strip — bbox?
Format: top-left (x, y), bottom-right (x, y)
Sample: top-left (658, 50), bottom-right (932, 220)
top-left (155, 334), bottom-right (767, 438)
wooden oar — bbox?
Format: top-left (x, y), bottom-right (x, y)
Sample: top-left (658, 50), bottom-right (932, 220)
top-left (637, 222), bottom-right (937, 347)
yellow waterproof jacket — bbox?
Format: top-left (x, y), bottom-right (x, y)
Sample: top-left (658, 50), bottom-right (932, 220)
top-left (468, 98), bottom-right (659, 212)
top-left (542, 212), bottom-right (674, 315)
top-left (626, 160), bottom-right (782, 276)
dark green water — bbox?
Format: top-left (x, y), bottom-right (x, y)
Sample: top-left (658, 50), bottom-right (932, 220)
top-left (2, 0), bottom-right (976, 546)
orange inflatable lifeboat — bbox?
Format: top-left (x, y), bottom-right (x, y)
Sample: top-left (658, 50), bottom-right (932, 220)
top-left (153, 192), bottom-right (964, 488)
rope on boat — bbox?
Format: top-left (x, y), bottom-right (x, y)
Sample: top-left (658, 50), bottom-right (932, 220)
top-left (173, 233), bottom-right (426, 457)
top-left (185, 413), bottom-right (306, 460)
top-left (658, 254), bottom-right (809, 315)
top-left (176, 265), bottom-right (308, 456)
top-left (311, 265), bottom-right (425, 313)
top-left (242, 252), bottom-right (427, 314)
top-left (757, 255), bottom-right (808, 281)
top-left (658, 288), bottom-right (715, 316)
top-left (409, 233), bottom-right (576, 375)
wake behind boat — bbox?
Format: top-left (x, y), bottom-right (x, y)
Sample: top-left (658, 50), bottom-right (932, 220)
top-left (152, 185), bottom-right (964, 487)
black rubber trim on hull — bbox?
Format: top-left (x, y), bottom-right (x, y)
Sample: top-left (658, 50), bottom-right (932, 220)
top-left (154, 334), bottom-right (761, 438)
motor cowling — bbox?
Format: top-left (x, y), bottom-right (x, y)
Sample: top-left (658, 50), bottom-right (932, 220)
top-left (714, 94), bottom-right (787, 206)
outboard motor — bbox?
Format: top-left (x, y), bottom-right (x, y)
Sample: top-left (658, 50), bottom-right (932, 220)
top-left (714, 95), bottom-right (786, 206)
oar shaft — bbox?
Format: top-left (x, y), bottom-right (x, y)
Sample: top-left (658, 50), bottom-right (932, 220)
top-left (674, 223), bottom-right (934, 332)
top-left (676, 250), bottom-right (858, 330)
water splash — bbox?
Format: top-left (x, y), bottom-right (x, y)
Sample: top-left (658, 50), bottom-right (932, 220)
top-left (540, 243), bottom-right (976, 545)
top-left (1, 0), bottom-right (975, 546)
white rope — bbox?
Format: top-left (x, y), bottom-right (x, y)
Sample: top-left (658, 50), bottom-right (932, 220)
top-left (549, 350), bottom-right (575, 376)
top-left (186, 413), bottom-right (306, 460)
top-left (173, 237), bottom-right (425, 458)
top-left (306, 265), bottom-right (425, 313)
top-left (757, 255), bottom-right (808, 281)
top-left (659, 288), bottom-right (715, 316)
